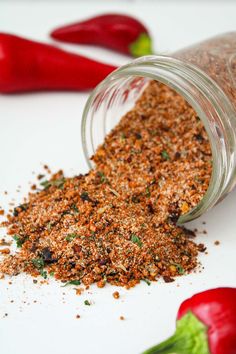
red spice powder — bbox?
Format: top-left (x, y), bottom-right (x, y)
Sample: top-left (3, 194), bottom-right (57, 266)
top-left (0, 81), bottom-right (211, 288)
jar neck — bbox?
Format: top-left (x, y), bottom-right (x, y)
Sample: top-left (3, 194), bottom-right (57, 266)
top-left (81, 56), bottom-right (236, 223)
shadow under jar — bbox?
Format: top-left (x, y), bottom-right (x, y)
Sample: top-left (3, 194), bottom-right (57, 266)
top-left (81, 32), bottom-right (236, 224)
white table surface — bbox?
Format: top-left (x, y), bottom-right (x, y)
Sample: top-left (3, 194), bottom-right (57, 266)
top-left (0, 2), bottom-right (236, 354)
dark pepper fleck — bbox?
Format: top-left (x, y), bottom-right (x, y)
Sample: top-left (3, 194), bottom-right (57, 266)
top-left (99, 258), bottom-right (109, 266)
top-left (80, 192), bottom-right (98, 206)
top-left (80, 192), bottom-right (92, 202)
top-left (131, 195), bottom-right (140, 203)
top-left (195, 133), bottom-right (204, 142)
top-left (183, 227), bottom-right (196, 239)
top-left (163, 276), bottom-right (175, 283)
top-left (168, 212), bottom-right (180, 224)
top-left (135, 132), bottom-right (142, 139)
top-left (41, 247), bottom-right (57, 263)
top-left (175, 152), bottom-right (181, 159)
top-left (198, 243), bottom-right (207, 252)
top-left (147, 203), bottom-right (155, 214)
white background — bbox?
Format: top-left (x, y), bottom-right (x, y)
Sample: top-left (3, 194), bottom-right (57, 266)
top-left (0, 2), bottom-right (236, 354)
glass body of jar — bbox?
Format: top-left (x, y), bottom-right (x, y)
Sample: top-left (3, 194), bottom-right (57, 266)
top-left (81, 32), bottom-right (236, 224)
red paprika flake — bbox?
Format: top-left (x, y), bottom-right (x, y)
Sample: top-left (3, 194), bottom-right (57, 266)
top-left (50, 13), bottom-right (153, 57)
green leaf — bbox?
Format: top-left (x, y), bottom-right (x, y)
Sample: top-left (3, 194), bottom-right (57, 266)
top-left (97, 171), bottom-right (107, 184)
top-left (131, 234), bottom-right (142, 248)
top-left (84, 300), bottom-right (91, 306)
top-left (13, 234), bottom-right (24, 248)
top-left (40, 177), bottom-right (65, 190)
top-left (142, 312), bottom-right (210, 354)
top-left (32, 258), bottom-right (44, 270)
top-left (120, 133), bottom-right (126, 140)
top-left (40, 270), bottom-right (47, 279)
top-left (65, 233), bottom-right (79, 242)
top-left (146, 187), bottom-right (151, 197)
top-left (61, 280), bottom-right (81, 287)
top-left (143, 279), bottom-right (151, 286)
top-left (32, 258), bottom-right (47, 278)
top-left (71, 204), bottom-right (79, 213)
top-left (174, 263), bottom-right (185, 275)
top-left (40, 180), bottom-right (52, 189)
top-left (129, 33), bottom-right (153, 57)
top-left (161, 150), bottom-right (170, 161)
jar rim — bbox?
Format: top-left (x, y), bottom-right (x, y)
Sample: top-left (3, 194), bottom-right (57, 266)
top-left (81, 55), bottom-right (236, 223)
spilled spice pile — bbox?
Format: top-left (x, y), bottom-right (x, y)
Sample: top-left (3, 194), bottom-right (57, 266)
top-left (0, 81), bottom-right (212, 288)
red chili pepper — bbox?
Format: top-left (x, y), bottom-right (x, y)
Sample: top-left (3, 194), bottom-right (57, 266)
top-left (0, 33), bottom-right (116, 93)
top-left (50, 13), bottom-right (153, 57)
top-left (143, 288), bottom-right (236, 354)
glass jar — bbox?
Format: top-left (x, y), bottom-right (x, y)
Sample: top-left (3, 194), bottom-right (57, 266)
top-left (81, 32), bottom-right (236, 224)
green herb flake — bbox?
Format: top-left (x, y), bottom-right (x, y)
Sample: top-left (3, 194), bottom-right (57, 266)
top-left (13, 234), bottom-right (24, 248)
top-left (161, 150), bottom-right (170, 160)
top-left (150, 130), bottom-right (157, 136)
top-left (97, 171), bottom-right (107, 184)
top-left (146, 187), bottom-right (151, 198)
top-left (40, 270), bottom-right (48, 279)
top-left (61, 280), bottom-right (81, 287)
top-left (52, 178), bottom-right (65, 189)
top-left (174, 263), bottom-right (185, 275)
top-left (65, 233), bottom-right (78, 242)
top-left (62, 210), bottom-right (70, 216)
top-left (84, 300), bottom-right (91, 306)
top-left (143, 279), bottom-right (151, 286)
top-left (40, 180), bottom-right (52, 189)
top-left (131, 234), bottom-right (142, 248)
top-left (71, 204), bottom-right (79, 213)
top-left (131, 149), bottom-right (141, 155)
top-left (80, 191), bottom-right (92, 202)
top-left (40, 177), bottom-right (65, 190)
top-left (120, 133), bottom-right (126, 140)
top-left (47, 222), bottom-right (52, 231)
top-left (32, 258), bottom-right (45, 270)
top-left (81, 191), bottom-right (88, 198)
top-left (49, 271), bottom-right (55, 277)
top-left (32, 258), bottom-right (47, 278)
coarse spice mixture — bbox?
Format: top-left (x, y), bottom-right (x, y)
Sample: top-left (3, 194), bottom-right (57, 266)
top-left (0, 81), bottom-right (212, 288)
top-left (175, 32), bottom-right (236, 108)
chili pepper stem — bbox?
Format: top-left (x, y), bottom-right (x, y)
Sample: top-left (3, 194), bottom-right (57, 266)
top-left (142, 312), bottom-right (210, 354)
top-left (129, 33), bottom-right (153, 57)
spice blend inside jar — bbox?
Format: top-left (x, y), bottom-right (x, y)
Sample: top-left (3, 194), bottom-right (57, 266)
top-left (0, 81), bottom-right (212, 288)
top-left (175, 32), bottom-right (236, 107)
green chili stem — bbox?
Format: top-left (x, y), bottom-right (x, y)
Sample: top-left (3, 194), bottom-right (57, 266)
top-left (142, 312), bottom-right (210, 354)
